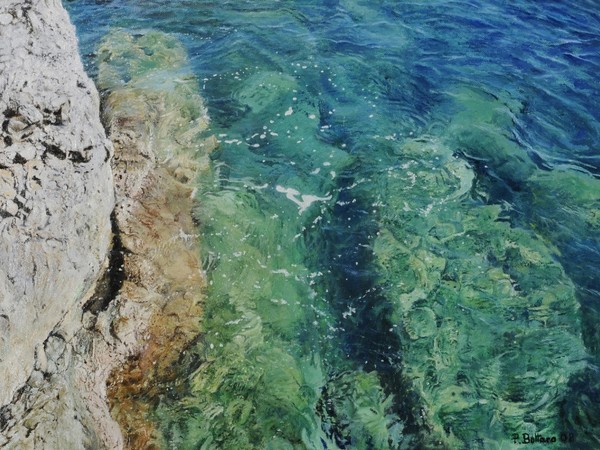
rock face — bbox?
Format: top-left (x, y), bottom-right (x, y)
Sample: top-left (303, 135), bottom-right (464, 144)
top-left (0, 10), bottom-right (214, 448)
top-left (0, 0), bottom-right (113, 410)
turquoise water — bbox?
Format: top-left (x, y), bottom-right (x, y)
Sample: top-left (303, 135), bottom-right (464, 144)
top-left (66, 1), bottom-right (600, 448)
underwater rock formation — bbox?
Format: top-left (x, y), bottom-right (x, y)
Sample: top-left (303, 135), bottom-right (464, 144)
top-left (371, 95), bottom-right (590, 447)
top-left (0, 0), bottom-right (113, 437)
top-left (95, 30), bottom-right (217, 449)
top-left (374, 134), bottom-right (587, 448)
top-left (440, 86), bottom-right (600, 448)
top-left (141, 44), bottom-right (413, 450)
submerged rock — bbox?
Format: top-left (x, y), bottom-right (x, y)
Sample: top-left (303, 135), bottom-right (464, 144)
top-left (439, 86), bottom-right (600, 447)
top-left (0, 0), bottom-right (113, 442)
top-left (372, 134), bottom-right (589, 448)
top-left (112, 28), bottom-right (409, 450)
top-left (95, 29), bottom-right (217, 449)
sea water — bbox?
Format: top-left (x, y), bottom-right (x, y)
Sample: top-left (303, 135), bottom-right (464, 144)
top-left (65, 1), bottom-right (600, 448)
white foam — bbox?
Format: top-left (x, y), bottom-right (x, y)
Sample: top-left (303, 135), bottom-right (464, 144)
top-left (342, 306), bottom-right (356, 319)
top-left (276, 185), bottom-right (332, 214)
top-left (225, 318), bottom-right (244, 326)
top-left (271, 298), bottom-right (289, 305)
top-left (272, 269), bottom-right (292, 277)
top-left (420, 203), bottom-right (434, 216)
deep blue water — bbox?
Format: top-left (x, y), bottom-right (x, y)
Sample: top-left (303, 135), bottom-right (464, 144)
top-left (65, 0), bottom-right (600, 448)
top-left (67, 0), bottom-right (600, 167)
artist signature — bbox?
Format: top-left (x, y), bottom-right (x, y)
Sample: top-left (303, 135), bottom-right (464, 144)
top-left (512, 432), bottom-right (575, 445)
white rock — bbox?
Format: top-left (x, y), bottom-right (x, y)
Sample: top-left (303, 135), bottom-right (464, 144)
top-left (16, 143), bottom-right (36, 161)
top-left (4, 199), bottom-right (18, 216)
top-left (0, 0), bottom-right (114, 445)
top-left (0, 13), bottom-right (12, 25)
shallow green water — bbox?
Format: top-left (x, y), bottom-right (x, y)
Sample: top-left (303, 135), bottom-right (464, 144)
top-left (67, 1), bottom-right (600, 448)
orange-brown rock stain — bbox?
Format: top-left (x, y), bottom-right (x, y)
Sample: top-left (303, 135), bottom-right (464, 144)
top-left (107, 170), bottom-right (206, 449)
top-left (100, 70), bottom-right (218, 447)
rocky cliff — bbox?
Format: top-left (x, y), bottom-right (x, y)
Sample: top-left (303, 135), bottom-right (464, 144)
top-left (0, 0), bottom-right (121, 447)
top-left (0, 0), bottom-right (113, 410)
top-left (0, 2), bottom-right (213, 448)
